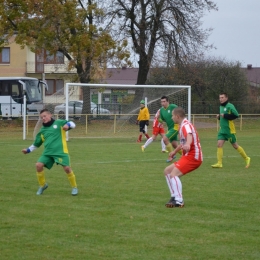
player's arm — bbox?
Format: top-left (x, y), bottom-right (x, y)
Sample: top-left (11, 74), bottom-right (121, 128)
top-left (169, 144), bottom-right (182, 157)
top-left (223, 114), bottom-right (238, 120)
top-left (182, 133), bottom-right (193, 152)
top-left (158, 109), bottom-right (164, 123)
top-left (22, 144), bottom-right (38, 154)
top-left (63, 121), bottom-right (76, 131)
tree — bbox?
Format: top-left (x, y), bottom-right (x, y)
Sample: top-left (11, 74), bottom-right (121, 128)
top-left (147, 58), bottom-right (250, 113)
top-left (0, 0), bottom-right (130, 120)
top-left (105, 0), bottom-right (217, 85)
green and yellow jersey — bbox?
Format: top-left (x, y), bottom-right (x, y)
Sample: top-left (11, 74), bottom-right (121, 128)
top-left (159, 104), bottom-right (178, 130)
top-left (219, 102), bottom-right (239, 134)
top-left (34, 119), bottom-right (69, 156)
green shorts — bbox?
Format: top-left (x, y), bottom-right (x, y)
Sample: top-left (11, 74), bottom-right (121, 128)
top-left (38, 154), bottom-right (71, 170)
top-left (165, 129), bottom-right (178, 142)
top-left (217, 132), bottom-right (237, 144)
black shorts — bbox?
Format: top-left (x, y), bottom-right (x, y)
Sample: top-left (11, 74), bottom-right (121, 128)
top-left (139, 120), bottom-right (147, 132)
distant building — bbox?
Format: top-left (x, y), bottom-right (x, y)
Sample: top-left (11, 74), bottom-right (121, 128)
top-left (241, 64), bottom-right (260, 101)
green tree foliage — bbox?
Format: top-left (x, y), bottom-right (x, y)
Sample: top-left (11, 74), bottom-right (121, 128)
top-left (147, 58), bottom-right (251, 113)
top-left (0, 0), bottom-right (130, 119)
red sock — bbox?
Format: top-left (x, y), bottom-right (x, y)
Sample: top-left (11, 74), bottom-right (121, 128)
top-left (139, 134), bottom-right (142, 141)
top-left (145, 134), bottom-right (150, 139)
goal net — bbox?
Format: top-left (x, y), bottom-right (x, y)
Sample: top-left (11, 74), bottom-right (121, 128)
top-left (33, 83), bottom-right (191, 140)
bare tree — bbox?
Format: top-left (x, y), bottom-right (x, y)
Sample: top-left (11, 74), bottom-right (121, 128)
top-left (105, 0), bottom-right (217, 85)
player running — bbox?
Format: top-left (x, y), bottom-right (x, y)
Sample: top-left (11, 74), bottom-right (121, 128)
top-left (22, 109), bottom-right (78, 196)
top-left (159, 96), bottom-right (181, 162)
top-left (141, 109), bottom-right (167, 152)
top-left (211, 92), bottom-right (250, 168)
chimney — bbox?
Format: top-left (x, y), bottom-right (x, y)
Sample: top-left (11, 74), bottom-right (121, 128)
top-left (247, 64), bottom-right (252, 70)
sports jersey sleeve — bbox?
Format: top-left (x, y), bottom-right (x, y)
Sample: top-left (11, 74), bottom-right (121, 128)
top-left (33, 131), bottom-right (44, 147)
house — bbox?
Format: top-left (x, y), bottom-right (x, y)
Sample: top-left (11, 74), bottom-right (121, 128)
top-left (241, 64), bottom-right (260, 101)
top-left (0, 38), bottom-right (139, 105)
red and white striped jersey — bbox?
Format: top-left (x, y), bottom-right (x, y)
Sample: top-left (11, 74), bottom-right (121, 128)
top-left (179, 118), bottom-right (203, 161)
top-left (153, 109), bottom-right (163, 128)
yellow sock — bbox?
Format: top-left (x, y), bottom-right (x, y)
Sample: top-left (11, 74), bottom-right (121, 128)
top-left (166, 143), bottom-right (173, 153)
top-left (217, 147), bottom-right (223, 164)
top-left (67, 172), bottom-right (77, 188)
top-left (178, 150), bottom-right (182, 155)
top-left (237, 146), bottom-right (248, 159)
top-left (37, 171), bottom-right (46, 187)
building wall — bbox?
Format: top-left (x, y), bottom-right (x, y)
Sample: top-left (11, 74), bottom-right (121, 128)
top-left (0, 36), bottom-right (27, 77)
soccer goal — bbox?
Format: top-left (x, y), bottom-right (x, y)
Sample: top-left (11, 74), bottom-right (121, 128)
top-left (32, 83), bottom-right (191, 140)
top-left (62, 83), bottom-right (191, 140)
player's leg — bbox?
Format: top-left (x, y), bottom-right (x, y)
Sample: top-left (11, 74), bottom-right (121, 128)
top-left (53, 155), bottom-right (78, 195)
top-left (164, 163), bottom-right (184, 207)
top-left (211, 134), bottom-right (225, 168)
top-left (35, 155), bottom-right (53, 195)
top-left (141, 134), bottom-right (156, 151)
top-left (166, 130), bottom-right (179, 162)
top-left (137, 121), bottom-right (145, 142)
top-left (63, 165), bottom-right (78, 195)
top-left (159, 128), bottom-right (168, 153)
top-left (231, 136), bottom-right (250, 168)
top-left (164, 157), bottom-right (202, 207)
top-left (164, 166), bottom-right (175, 204)
top-left (161, 136), bottom-right (167, 152)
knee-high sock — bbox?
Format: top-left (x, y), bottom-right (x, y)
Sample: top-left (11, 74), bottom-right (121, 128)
top-left (166, 143), bottom-right (173, 153)
top-left (170, 176), bottom-right (183, 202)
top-left (237, 146), bottom-right (248, 159)
top-left (165, 174), bottom-right (175, 197)
top-left (217, 147), bottom-right (223, 164)
top-left (161, 139), bottom-right (166, 151)
top-left (144, 137), bottom-right (153, 148)
top-left (37, 171), bottom-right (46, 187)
top-left (145, 133), bottom-right (150, 139)
top-left (67, 172), bottom-right (77, 188)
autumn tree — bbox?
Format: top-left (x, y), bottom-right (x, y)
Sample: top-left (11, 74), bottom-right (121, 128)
top-left (147, 58), bottom-right (250, 113)
top-left (0, 0), bottom-right (130, 118)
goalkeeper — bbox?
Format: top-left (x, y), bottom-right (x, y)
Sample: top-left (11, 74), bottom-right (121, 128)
top-left (211, 92), bottom-right (250, 168)
top-left (21, 109), bottom-right (78, 196)
top-left (136, 100), bottom-right (150, 142)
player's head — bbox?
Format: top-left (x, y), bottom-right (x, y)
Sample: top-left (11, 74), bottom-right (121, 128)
top-left (40, 109), bottom-right (52, 123)
top-left (161, 96), bottom-right (169, 108)
top-left (219, 92), bottom-right (228, 104)
top-left (140, 100), bottom-right (145, 108)
top-left (172, 107), bottom-right (186, 123)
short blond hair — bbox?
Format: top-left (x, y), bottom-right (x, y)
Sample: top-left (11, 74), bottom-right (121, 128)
top-left (173, 107), bottom-right (186, 118)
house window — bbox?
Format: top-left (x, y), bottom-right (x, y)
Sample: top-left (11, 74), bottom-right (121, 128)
top-left (0, 48), bottom-right (10, 64)
top-left (45, 50), bottom-right (64, 64)
top-left (45, 79), bottom-right (64, 95)
top-left (36, 50), bottom-right (64, 65)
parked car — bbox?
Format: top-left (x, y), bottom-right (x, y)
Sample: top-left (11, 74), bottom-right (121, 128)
top-left (54, 100), bottom-right (111, 118)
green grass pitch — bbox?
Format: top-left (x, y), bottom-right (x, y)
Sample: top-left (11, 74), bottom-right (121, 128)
top-left (0, 129), bottom-right (259, 260)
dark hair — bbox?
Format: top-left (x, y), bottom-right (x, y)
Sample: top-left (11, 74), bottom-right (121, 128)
top-left (161, 96), bottom-right (169, 101)
top-left (173, 107), bottom-right (186, 118)
top-left (40, 108), bottom-right (51, 114)
top-left (219, 92), bottom-right (228, 97)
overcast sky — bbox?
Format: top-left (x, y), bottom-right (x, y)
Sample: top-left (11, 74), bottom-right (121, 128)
top-left (202, 1), bottom-right (260, 68)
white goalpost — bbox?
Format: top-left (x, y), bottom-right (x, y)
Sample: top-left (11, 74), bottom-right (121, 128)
top-left (64, 83), bottom-right (191, 140)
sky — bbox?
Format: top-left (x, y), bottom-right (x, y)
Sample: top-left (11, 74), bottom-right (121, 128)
top-left (202, 0), bottom-right (260, 68)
